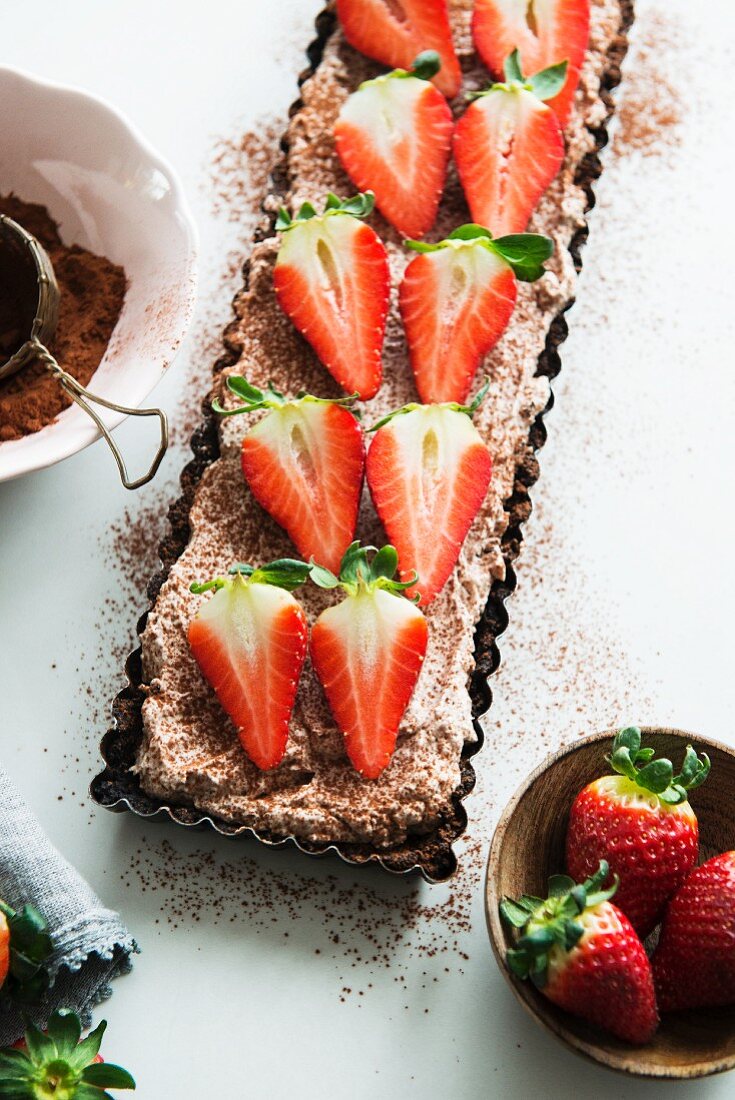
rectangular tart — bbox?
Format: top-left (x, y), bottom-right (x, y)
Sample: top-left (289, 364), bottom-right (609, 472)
top-left (94, 0), bottom-right (633, 881)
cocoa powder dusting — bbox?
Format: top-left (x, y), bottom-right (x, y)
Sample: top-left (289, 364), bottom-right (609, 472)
top-left (612, 10), bottom-right (684, 158)
top-left (0, 194), bottom-right (126, 442)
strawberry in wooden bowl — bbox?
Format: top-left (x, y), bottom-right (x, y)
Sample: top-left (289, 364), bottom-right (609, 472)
top-left (565, 727), bottom-right (710, 938)
top-left (486, 727), bottom-right (735, 1078)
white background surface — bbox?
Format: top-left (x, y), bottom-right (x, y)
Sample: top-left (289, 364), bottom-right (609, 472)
top-left (2, 1), bottom-right (735, 1096)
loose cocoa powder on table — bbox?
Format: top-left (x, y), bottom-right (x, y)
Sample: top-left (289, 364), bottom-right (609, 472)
top-left (0, 194), bottom-right (127, 442)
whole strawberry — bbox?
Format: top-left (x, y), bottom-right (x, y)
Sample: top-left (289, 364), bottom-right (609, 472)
top-left (501, 861), bottom-right (658, 1045)
top-left (0, 1009), bottom-right (135, 1097)
top-left (653, 852), bottom-right (735, 1013)
top-left (566, 727), bottom-right (710, 939)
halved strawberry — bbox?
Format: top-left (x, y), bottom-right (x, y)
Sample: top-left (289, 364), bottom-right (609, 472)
top-left (335, 51), bottom-right (454, 240)
top-left (566, 728), bottom-right (710, 939)
top-left (399, 225), bottom-right (553, 404)
top-left (188, 561), bottom-right (311, 770)
top-left (472, 0), bottom-right (591, 127)
top-left (366, 391), bottom-right (493, 606)
top-left (336, 0), bottom-right (461, 99)
top-left (309, 543), bottom-right (428, 779)
top-left (454, 52), bottom-right (566, 236)
top-left (214, 377), bottom-right (365, 574)
top-left (274, 193), bottom-right (390, 400)
top-left (501, 862), bottom-right (659, 1045)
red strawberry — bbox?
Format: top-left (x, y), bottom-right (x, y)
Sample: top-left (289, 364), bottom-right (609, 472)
top-left (366, 393), bottom-right (492, 606)
top-left (0, 900), bottom-right (52, 1005)
top-left (454, 51), bottom-right (566, 236)
top-left (188, 561), bottom-right (311, 770)
top-left (2, 1010), bottom-right (135, 1095)
top-left (472, 0), bottom-right (591, 127)
top-left (274, 192), bottom-right (390, 400)
top-left (653, 852), bottom-right (735, 1013)
top-left (335, 51), bottom-right (454, 240)
top-left (501, 861), bottom-right (659, 1045)
top-left (566, 728), bottom-right (710, 939)
top-left (309, 543), bottom-right (428, 779)
top-left (336, 0), bottom-right (461, 99)
top-left (399, 225), bottom-right (553, 404)
top-left (214, 377), bottom-right (365, 574)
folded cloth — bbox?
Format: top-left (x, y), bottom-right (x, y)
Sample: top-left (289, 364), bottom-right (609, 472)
top-left (0, 766), bottom-right (137, 1044)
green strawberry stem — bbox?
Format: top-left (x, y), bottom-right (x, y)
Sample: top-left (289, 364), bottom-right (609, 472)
top-left (212, 376), bottom-right (360, 419)
top-left (0, 1009), bottom-right (135, 1099)
top-left (606, 727), bottom-right (710, 805)
top-left (309, 542), bottom-right (418, 600)
top-left (500, 861), bottom-right (618, 988)
top-left (469, 50), bottom-right (568, 103)
top-left (405, 224), bottom-right (553, 283)
top-left (0, 902), bottom-right (52, 1006)
top-left (368, 380), bottom-right (490, 432)
top-left (276, 191), bottom-right (375, 231)
top-left (190, 559), bottom-right (311, 595)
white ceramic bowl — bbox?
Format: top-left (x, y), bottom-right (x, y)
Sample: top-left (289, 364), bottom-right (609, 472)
top-left (0, 66), bottom-right (198, 483)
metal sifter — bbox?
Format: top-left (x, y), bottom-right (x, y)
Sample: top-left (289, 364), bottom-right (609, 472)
top-left (0, 214), bottom-right (168, 489)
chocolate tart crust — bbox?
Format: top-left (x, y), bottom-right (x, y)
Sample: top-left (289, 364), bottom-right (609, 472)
top-left (91, 0), bottom-right (634, 883)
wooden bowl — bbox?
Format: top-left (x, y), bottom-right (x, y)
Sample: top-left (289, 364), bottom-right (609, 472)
top-left (486, 727), bottom-right (735, 1079)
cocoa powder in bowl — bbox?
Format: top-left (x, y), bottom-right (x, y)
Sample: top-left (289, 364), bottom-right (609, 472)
top-left (0, 194), bottom-right (127, 442)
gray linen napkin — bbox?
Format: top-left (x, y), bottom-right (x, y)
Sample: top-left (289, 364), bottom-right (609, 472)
top-left (0, 766), bottom-right (137, 1044)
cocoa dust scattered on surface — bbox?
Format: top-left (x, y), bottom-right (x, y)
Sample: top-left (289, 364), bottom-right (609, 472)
top-left (611, 10), bottom-right (684, 158)
top-left (0, 194), bottom-right (126, 441)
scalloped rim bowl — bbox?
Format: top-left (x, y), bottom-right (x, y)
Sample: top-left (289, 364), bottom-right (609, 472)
top-left (0, 66), bottom-right (198, 482)
top-left (486, 728), bottom-right (735, 1079)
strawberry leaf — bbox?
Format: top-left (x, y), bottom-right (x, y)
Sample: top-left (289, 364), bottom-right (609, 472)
top-left (370, 545), bottom-right (399, 584)
top-left (448, 224), bottom-right (494, 243)
top-left (491, 234), bottom-right (554, 282)
top-left (46, 1008), bottom-right (82, 1057)
top-left (674, 746), bottom-right (711, 791)
top-left (528, 59), bottom-right (569, 102)
top-left (82, 1061), bottom-right (136, 1089)
top-left (309, 561), bottom-right (341, 589)
top-left (250, 559), bottom-right (312, 591)
top-left (503, 49), bottom-right (524, 83)
top-left (411, 50), bottom-right (441, 81)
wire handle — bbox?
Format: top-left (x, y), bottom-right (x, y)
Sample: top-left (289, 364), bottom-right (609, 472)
top-left (32, 339), bottom-right (168, 490)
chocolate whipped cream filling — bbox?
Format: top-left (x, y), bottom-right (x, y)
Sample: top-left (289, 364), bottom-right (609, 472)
top-left (137, 0), bottom-right (622, 848)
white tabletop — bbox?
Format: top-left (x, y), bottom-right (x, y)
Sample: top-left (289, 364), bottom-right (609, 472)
top-left (2, 1), bottom-right (734, 1096)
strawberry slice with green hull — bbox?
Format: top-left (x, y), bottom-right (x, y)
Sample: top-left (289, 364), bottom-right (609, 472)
top-left (454, 52), bottom-right (566, 236)
top-left (335, 52), bottom-right (454, 240)
top-left (309, 543), bottom-right (428, 780)
top-left (366, 394), bottom-right (493, 607)
top-left (653, 852), bottom-right (735, 1013)
top-left (336, 0), bottom-right (461, 99)
top-left (399, 225), bottom-right (553, 404)
top-left (501, 862), bottom-right (659, 1045)
top-left (273, 193), bottom-right (390, 400)
top-left (472, 0), bottom-right (591, 127)
top-left (214, 378), bottom-right (365, 575)
top-left (188, 561), bottom-right (311, 771)
top-left (565, 727), bottom-right (710, 939)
